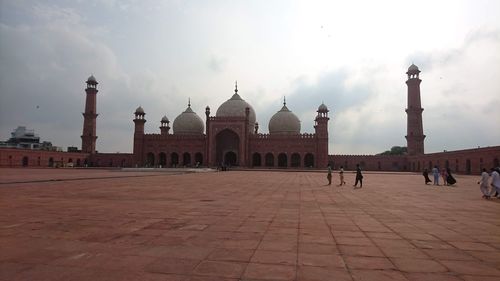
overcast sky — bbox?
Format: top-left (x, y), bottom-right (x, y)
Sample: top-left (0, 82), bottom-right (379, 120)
top-left (1, 0), bottom-right (499, 154)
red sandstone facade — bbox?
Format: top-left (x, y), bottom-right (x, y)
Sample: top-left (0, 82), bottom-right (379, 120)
top-left (131, 86), bottom-right (330, 169)
top-left (1, 66), bottom-right (499, 173)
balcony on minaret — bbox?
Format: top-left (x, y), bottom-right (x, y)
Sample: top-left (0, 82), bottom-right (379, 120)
top-left (86, 75), bottom-right (98, 89)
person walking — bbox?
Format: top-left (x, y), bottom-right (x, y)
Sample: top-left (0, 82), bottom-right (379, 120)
top-left (490, 167), bottom-right (500, 198)
top-left (478, 168), bottom-right (490, 199)
top-left (339, 166), bottom-right (346, 186)
top-left (441, 168), bottom-right (449, 186)
top-left (327, 164), bottom-right (332, 185)
top-left (423, 168), bottom-right (432, 184)
top-left (353, 164), bottom-right (363, 189)
top-left (432, 166), bottom-right (440, 186)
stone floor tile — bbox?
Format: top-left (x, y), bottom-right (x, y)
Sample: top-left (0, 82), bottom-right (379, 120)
top-left (251, 250), bottom-right (297, 265)
top-left (332, 230), bottom-right (367, 238)
top-left (0, 262), bottom-right (33, 279)
top-left (372, 238), bottom-right (415, 249)
top-left (257, 241), bottom-right (297, 252)
top-left (380, 246), bottom-right (428, 258)
top-left (344, 256), bottom-right (395, 270)
top-left (466, 250), bottom-right (500, 265)
top-left (440, 260), bottom-right (500, 276)
top-left (207, 248), bottom-right (254, 262)
top-left (423, 249), bottom-right (476, 261)
top-left (298, 242), bottom-right (339, 254)
top-left (188, 276), bottom-right (239, 281)
top-left (220, 239), bottom-right (261, 250)
top-left (390, 258), bottom-right (448, 273)
top-left (145, 257), bottom-right (200, 275)
top-left (338, 245), bottom-right (385, 257)
top-left (297, 265), bottom-right (353, 281)
top-left (351, 269), bottom-right (409, 281)
top-left (335, 237), bottom-right (374, 246)
top-left (404, 272), bottom-right (463, 281)
top-left (365, 232), bottom-right (401, 239)
top-left (411, 240), bottom-right (455, 250)
top-left (449, 241), bottom-right (498, 251)
top-left (398, 232), bottom-right (439, 241)
top-left (243, 263), bottom-right (296, 280)
top-left (298, 253), bottom-right (345, 268)
top-left (192, 260), bottom-right (246, 278)
top-left (461, 275), bottom-right (500, 281)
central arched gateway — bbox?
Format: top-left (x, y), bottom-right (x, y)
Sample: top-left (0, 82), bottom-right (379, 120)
top-left (216, 129), bottom-right (240, 166)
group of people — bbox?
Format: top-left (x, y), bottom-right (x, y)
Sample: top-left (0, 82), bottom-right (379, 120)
top-left (327, 164), bottom-right (363, 188)
top-left (478, 167), bottom-right (500, 199)
top-left (422, 166), bottom-right (457, 186)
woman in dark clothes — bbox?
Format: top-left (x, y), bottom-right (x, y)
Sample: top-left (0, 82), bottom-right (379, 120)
top-left (446, 168), bottom-right (457, 185)
top-left (353, 164), bottom-right (363, 188)
top-left (423, 168), bottom-right (432, 184)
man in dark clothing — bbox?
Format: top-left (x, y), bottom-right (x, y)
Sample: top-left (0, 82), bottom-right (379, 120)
top-left (423, 168), bottom-right (432, 184)
top-left (354, 164), bottom-right (363, 188)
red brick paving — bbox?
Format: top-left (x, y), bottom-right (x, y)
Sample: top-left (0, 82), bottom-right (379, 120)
top-left (1, 168), bottom-right (500, 280)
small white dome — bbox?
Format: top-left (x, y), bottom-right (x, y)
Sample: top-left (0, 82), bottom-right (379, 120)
top-left (161, 115), bottom-right (169, 123)
top-left (408, 64), bottom-right (419, 72)
top-left (269, 104), bottom-right (301, 135)
top-left (173, 105), bottom-right (204, 135)
top-left (87, 75), bottom-right (97, 83)
top-left (318, 103), bottom-right (328, 112)
top-left (135, 106), bottom-right (145, 114)
top-left (216, 87), bottom-right (256, 132)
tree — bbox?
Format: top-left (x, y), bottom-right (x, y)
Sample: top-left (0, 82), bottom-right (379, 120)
top-left (378, 146), bottom-right (407, 156)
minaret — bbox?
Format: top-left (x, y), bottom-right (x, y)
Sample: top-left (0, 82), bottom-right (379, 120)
top-left (314, 103), bottom-right (330, 168)
top-left (133, 106), bottom-right (146, 165)
top-left (405, 64), bottom-right (425, 155)
top-left (81, 75), bottom-right (98, 153)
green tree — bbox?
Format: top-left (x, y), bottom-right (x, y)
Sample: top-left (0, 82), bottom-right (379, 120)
top-left (378, 146), bottom-right (407, 155)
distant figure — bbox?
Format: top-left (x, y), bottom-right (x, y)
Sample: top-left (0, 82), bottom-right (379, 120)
top-left (478, 168), bottom-right (490, 199)
top-left (441, 168), bottom-right (449, 186)
top-left (353, 164), bottom-right (363, 188)
top-left (422, 168), bottom-right (432, 184)
top-left (327, 164), bottom-right (332, 185)
top-left (446, 168), bottom-right (456, 185)
top-left (339, 166), bottom-right (346, 186)
top-left (490, 168), bottom-right (500, 198)
top-left (432, 166), bottom-right (440, 185)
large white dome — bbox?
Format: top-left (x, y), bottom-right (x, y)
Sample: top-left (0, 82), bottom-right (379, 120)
top-left (216, 88), bottom-right (256, 132)
top-left (172, 105), bottom-right (204, 135)
top-left (269, 104), bottom-right (301, 135)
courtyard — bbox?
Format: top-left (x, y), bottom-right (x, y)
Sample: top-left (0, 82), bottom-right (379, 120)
top-left (0, 168), bottom-right (499, 281)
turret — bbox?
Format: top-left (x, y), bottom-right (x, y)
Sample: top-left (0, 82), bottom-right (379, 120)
top-left (160, 115), bottom-right (170, 135)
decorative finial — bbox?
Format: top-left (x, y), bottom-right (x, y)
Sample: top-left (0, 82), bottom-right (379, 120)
top-left (188, 98), bottom-right (191, 107)
top-left (235, 80), bottom-right (238, 93)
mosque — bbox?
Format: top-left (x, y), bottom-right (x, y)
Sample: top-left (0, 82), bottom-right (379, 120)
top-left (0, 65), bottom-right (499, 172)
top-left (107, 80), bottom-right (328, 168)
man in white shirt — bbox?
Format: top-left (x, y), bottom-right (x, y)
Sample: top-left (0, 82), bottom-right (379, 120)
top-left (478, 168), bottom-right (490, 199)
top-left (490, 168), bottom-right (500, 198)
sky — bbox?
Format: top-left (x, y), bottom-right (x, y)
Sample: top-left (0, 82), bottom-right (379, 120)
top-left (0, 0), bottom-right (499, 154)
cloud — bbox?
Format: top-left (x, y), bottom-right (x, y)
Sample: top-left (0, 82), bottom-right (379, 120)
top-left (207, 55), bottom-right (227, 73)
top-left (0, 3), bottom-right (133, 152)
